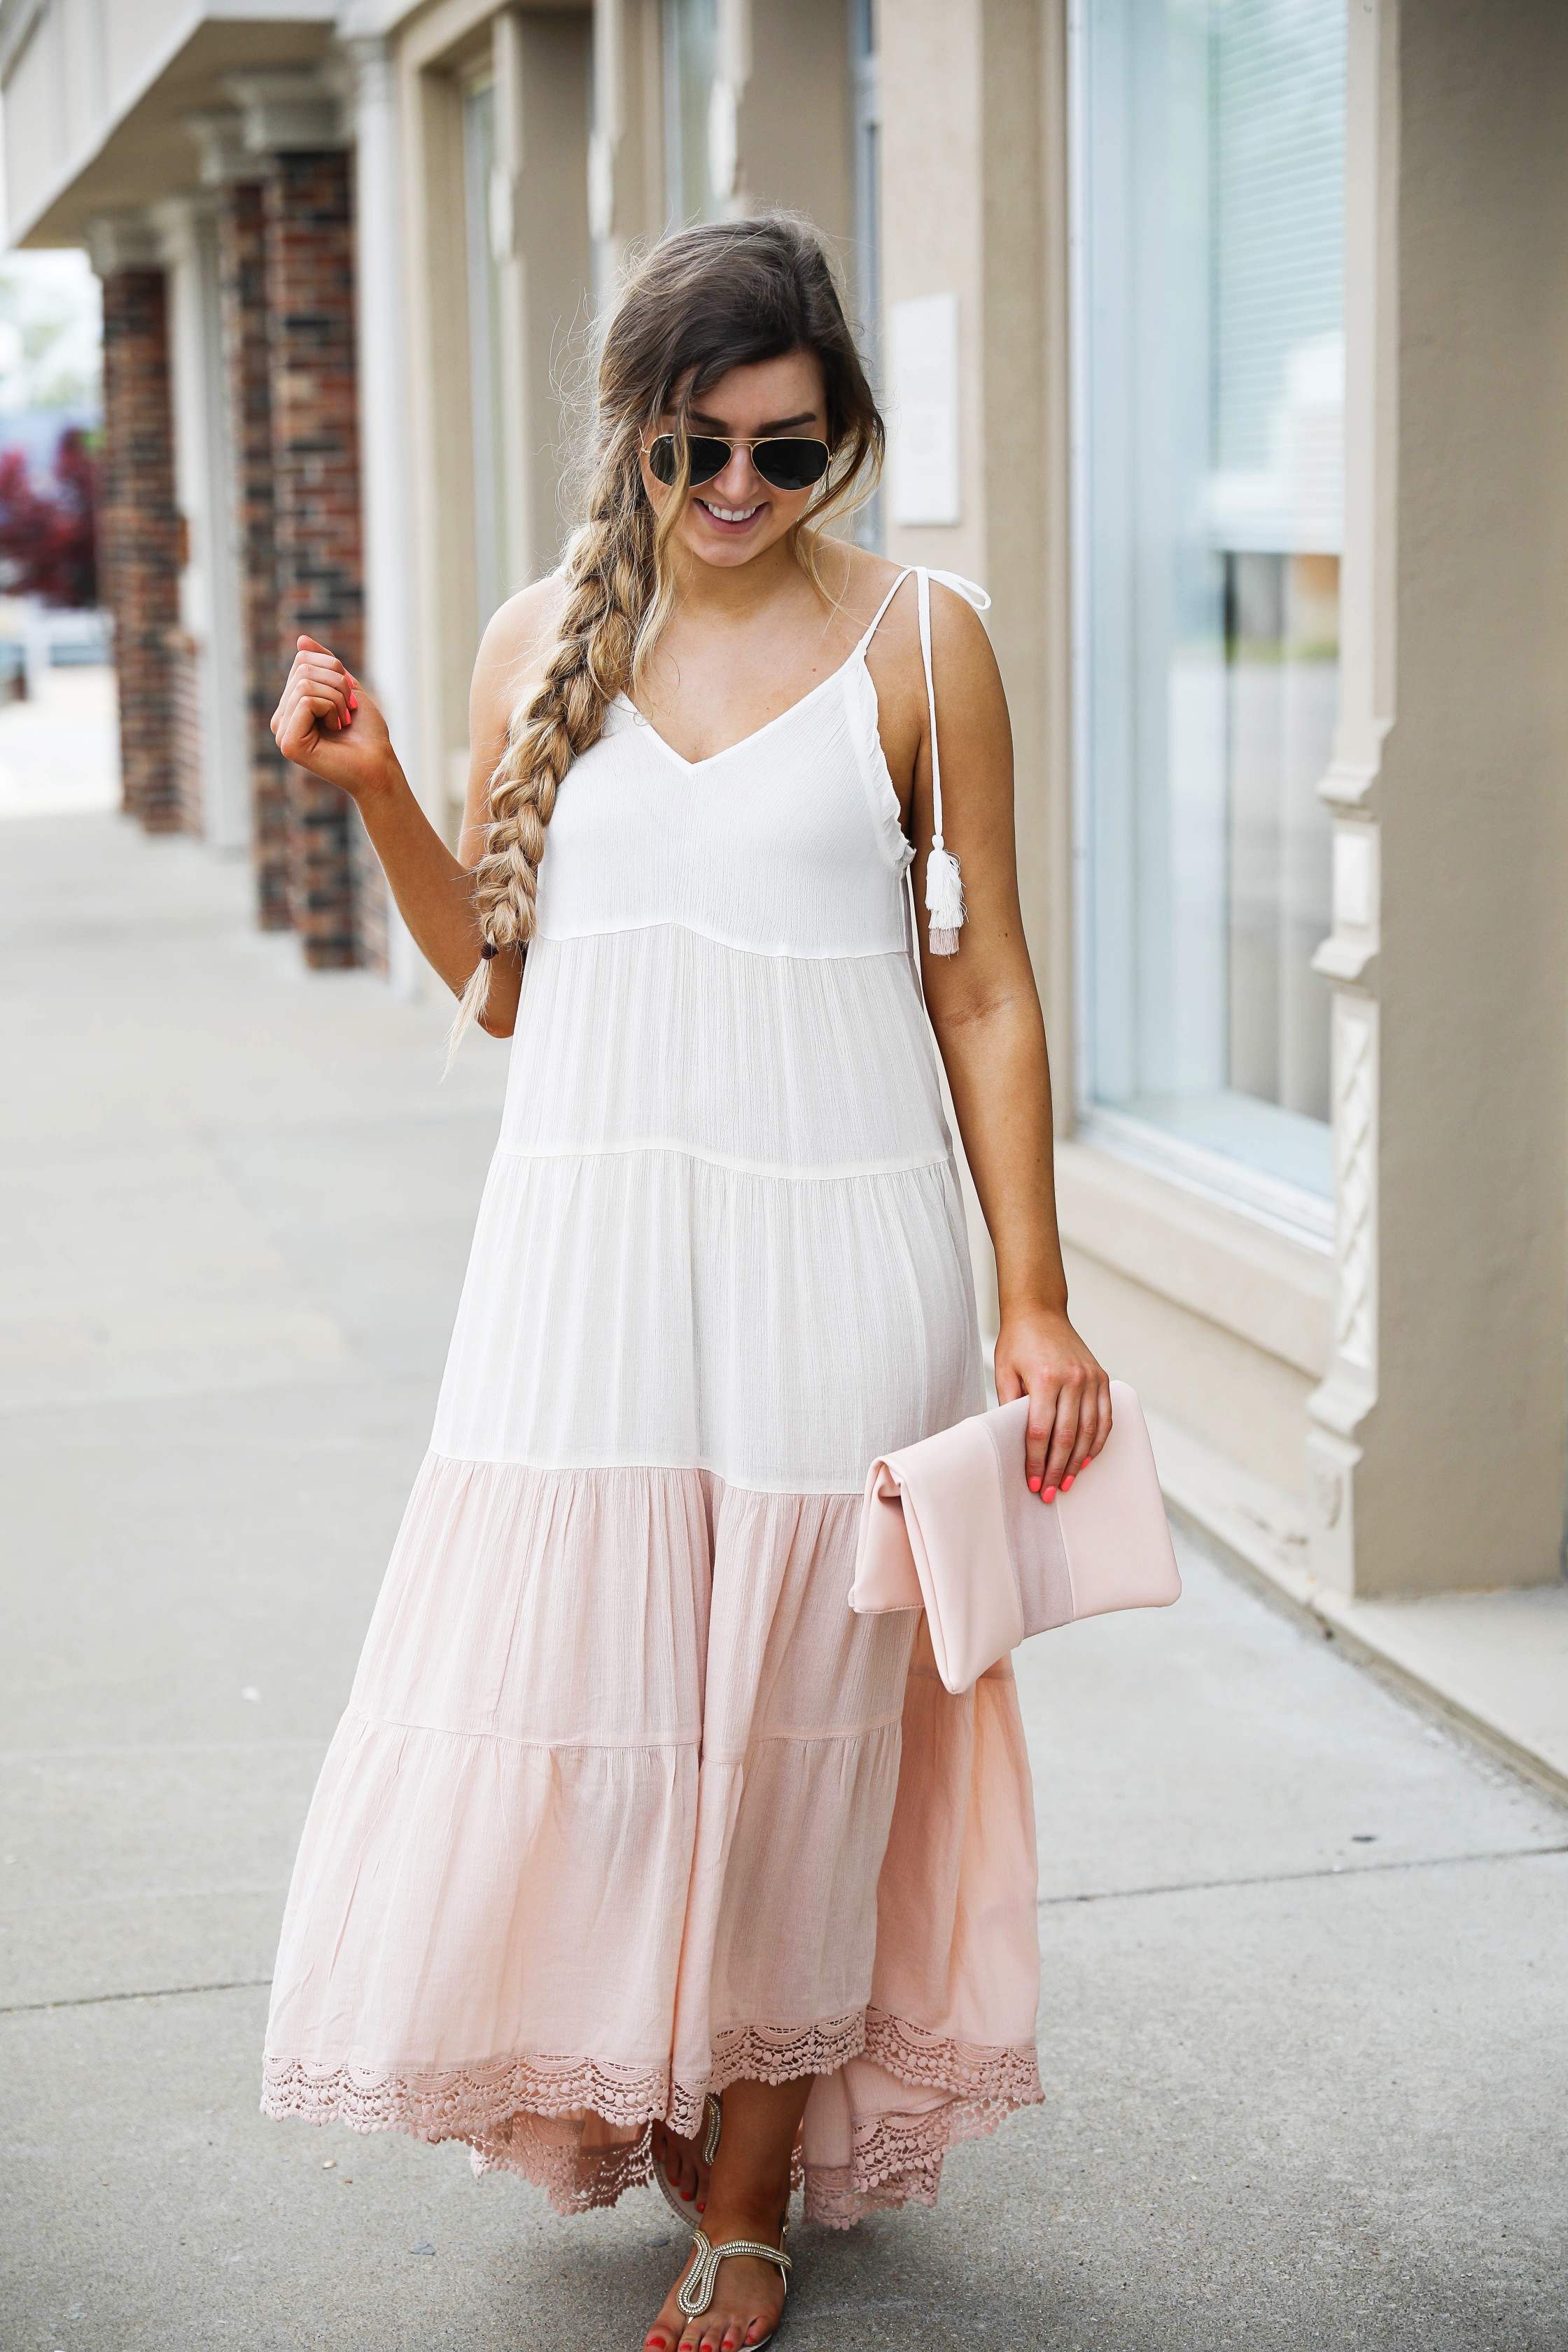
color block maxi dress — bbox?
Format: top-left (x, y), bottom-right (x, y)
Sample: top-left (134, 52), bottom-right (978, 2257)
top-left (260, 568), bottom-right (1044, 2226)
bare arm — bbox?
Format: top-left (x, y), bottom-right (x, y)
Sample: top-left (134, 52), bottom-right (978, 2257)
top-left (270, 577), bottom-right (563, 1039)
top-left (902, 584), bottom-right (1110, 1499)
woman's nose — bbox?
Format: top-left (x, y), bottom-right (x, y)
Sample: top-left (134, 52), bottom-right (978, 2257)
top-left (708, 449), bottom-right (763, 505)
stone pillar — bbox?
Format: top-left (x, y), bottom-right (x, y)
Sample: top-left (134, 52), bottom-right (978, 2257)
top-left (225, 71), bottom-right (370, 970)
top-left (345, 34), bottom-right (417, 989)
top-left (92, 218), bottom-right (182, 834)
top-left (154, 190), bottom-right (253, 858)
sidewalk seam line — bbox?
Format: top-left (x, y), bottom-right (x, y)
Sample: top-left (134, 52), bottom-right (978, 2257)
top-left (1038, 1842), bottom-right (1568, 1909)
top-left (0, 1975), bottom-right (274, 2018)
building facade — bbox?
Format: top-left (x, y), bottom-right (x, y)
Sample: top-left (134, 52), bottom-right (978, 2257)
top-left (6, 0), bottom-right (1565, 1609)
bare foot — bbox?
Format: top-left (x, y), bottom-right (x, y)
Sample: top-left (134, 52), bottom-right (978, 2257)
top-left (650, 2118), bottom-right (713, 2215)
top-left (643, 2197), bottom-right (789, 2352)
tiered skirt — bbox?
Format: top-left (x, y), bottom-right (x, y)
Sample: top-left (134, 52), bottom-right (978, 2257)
top-left (261, 1454), bottom-right (1043, 2222)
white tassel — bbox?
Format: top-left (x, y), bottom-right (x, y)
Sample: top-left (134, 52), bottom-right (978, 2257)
top-left (925, 845), bottom-right (966, 957)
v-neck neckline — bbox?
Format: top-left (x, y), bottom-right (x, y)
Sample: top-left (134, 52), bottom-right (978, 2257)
top-left (615, 641), bottom-right (867, 774)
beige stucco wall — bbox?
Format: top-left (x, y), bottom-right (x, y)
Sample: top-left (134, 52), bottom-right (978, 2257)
top-left (397, 0), bottom-right (595, 844)
top-left (734, 0), bottom-right (853, 255)
top-left (1340, 0), bottom-right (1568, 1593)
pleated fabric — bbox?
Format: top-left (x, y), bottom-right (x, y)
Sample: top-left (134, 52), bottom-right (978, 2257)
top-left (262, 603), bottom-right (1044, 2223)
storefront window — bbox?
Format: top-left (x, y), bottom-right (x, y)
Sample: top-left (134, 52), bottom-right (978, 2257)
top-left (664, 0), bottom-right (720, 227)
top-left (1072, 0), bottom-right (1345, 1225)
top-left (462, 73), bottom-right (509, 628)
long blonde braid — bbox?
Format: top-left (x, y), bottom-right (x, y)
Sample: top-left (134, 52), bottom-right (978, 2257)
top-left (447, 214), bottom-right (884, 1061)
top-left (447, 418), bottom-right (665, 1057)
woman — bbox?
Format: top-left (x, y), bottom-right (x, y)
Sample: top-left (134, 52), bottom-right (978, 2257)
top-left (262, 215), bottom-right (1108, 2352)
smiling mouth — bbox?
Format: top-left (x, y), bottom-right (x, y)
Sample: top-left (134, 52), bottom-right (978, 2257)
top-left (696, 498), bottom-right (763, 524)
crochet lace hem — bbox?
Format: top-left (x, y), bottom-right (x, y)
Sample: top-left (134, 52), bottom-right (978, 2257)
top-left (803, 2012), bottom-right (1044, 2229)
top-left (260, 2010), bottom-right (1042, 2223)
top-left (260, 2010), bottom-right (869, 2152)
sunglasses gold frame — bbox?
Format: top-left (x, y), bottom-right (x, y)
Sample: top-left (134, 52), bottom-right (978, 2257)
top-left (641, 431), bottom-right (833, 494)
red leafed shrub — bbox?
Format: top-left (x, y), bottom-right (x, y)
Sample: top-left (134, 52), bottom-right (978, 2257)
top-left (0, 426), bottom-right (98, 607)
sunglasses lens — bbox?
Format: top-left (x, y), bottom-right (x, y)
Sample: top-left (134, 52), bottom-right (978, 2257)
top-left (684, 438), bottom-right (730, 486)
top-left (752, 439), bottom-right (831, 492)
top-left (650, 435), bottom-right (730, 486)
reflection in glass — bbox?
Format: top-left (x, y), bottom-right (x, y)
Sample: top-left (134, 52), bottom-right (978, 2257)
top-left (1076, 0), bottom-right (1345, 1206)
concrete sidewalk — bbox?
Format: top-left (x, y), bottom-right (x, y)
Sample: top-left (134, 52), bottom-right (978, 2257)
top-left (4, 811), bottom-right (1566, 2352)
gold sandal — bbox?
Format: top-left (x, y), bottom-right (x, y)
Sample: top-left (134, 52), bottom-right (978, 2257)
top-left (675, 2218), bottom-right (791, 2348)
top-left (654, 2094), bottom-right (723, 2227)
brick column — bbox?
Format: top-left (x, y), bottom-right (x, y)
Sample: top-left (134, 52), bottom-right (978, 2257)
top-left (213, 175), bottom-right (291, 929)
top-left (263, 148), bottom-right (366, 969)
top-left (97, 258), bottom-right (182, 832)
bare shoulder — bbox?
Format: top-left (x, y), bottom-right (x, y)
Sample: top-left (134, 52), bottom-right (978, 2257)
top-left (843, 544), bottom-right (1000, 713)
top-left (470, 573), bottom-right (568, 733)
top-left (822, 542), bottom-right (901, 629)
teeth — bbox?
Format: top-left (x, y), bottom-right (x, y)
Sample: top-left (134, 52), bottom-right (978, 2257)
top-left (701, 500), bottom-right (760, 522)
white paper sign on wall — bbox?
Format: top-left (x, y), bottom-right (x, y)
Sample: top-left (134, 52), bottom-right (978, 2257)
top-left (888, 292), bottom-right (961, 527)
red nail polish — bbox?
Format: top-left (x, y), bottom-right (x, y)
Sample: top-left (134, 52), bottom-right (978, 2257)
top-left (1028, 1475), bottom-right (1042, 1492)
top-left (1061, 1473), bottom-right (1074, 1491)
top-left (1042, 1485), bottom-right (1057, 1503)
top-left (348, 692), bottom-right (358, 710)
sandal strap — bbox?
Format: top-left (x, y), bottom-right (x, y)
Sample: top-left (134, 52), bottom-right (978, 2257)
top-left (701, 2094), bottom-right (722, 2166)
top-left (676, 2227), bottom-right (792, 2320)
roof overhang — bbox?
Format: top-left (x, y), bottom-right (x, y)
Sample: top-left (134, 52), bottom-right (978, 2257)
top-left (2, 4), bottom-right (338, 248)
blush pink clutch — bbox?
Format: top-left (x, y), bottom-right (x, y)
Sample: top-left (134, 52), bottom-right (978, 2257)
top-left (850, 1380), bottom-right (1181, 1693)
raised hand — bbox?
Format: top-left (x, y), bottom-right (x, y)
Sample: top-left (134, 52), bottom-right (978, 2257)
top-left (271, 635), bottom-right (393, 800)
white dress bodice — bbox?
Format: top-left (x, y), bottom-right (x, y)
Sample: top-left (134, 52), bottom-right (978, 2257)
top-left (432, 578), bottom-right (987, 1491)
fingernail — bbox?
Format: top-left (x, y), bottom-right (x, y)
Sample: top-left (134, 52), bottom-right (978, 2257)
top-left (348, 692), bottom-right (358, 710)
top-left (1061, 1473), bottom-right (1074, 1491)
top-left (1042, 1485), bottom-right (1057, 1503)
top-left (1028, 1476), bottom-right (1042, 1492)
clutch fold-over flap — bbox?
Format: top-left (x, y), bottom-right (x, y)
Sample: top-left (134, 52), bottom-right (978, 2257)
top-left (850, 1380), bottom-right (1180, 1695)
top-left (851, 1410), bottom-right (1025, 1693)
top-left (854, 1462), bottom-right (924, 1613)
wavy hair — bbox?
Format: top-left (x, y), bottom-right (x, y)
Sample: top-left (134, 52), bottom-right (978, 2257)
top-left (448, 213), bottom-right (884, 1054)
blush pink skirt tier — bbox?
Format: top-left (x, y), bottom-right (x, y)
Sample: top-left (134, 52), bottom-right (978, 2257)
top-left (262, 1456), bottom-right (1043, 2223)
top-left (261, 589), bottom-right (1043, 2223)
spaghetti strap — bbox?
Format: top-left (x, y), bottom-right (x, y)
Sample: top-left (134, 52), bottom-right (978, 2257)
top-left (853, 566), bottom-right (913, 654)
top-left (852, 564), bottom-right (990, 954)
top-left (912, 568), bottom-right (989, 956)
